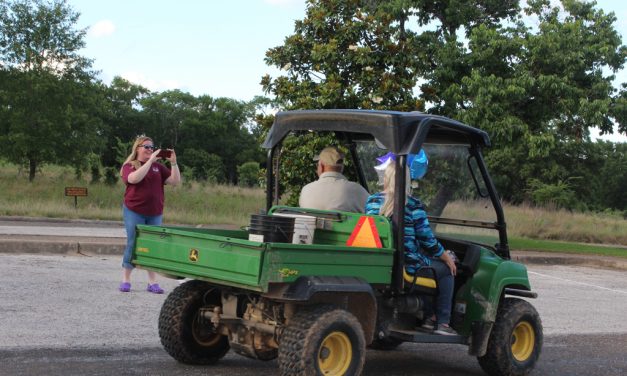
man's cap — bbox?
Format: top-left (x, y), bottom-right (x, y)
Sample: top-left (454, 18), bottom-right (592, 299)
top-left (314, 146), bottom-right (344, 167)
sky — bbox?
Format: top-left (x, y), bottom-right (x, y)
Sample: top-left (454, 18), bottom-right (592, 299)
top-left (68, 0), bottom-right (626, 141)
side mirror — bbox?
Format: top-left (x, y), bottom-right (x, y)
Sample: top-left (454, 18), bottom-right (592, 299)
top-left (467, 156), bottom-right (489, 198)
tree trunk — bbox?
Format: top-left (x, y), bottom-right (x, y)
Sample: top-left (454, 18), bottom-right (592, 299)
top-left (29, 158), bottom-right (37, 182)
top-left (429, 185), bottom-right (455, 218)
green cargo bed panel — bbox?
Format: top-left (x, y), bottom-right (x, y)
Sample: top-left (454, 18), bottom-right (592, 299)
top-left (133, 225), bottom-right (267, 288)
top-left (262, 243), bottom-right (395, 285)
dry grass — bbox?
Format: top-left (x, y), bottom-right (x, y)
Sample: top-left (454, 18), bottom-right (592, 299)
top-left (1, 163), bottom-right (625, 245)
top-left (0, 163), bottom-right (265, 225)
top-left (441, 200), bottom-right (627, 246)
top-left (504, 202), bottom-right (627, 245)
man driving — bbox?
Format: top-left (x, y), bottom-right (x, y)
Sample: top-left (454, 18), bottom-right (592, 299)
top-left (299, 146), bottom-right (370, 212)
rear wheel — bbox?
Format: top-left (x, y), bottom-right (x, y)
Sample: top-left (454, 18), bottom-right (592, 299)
top-left (158, 280), bottom-right (230, 364)
top-left (278, 305), bottom-right (366, 376)
top-left (478, 298), bottom-right (543, 376)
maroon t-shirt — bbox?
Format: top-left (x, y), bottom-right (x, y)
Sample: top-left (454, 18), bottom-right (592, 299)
top-left (122, 162), bottom-right (171, 216)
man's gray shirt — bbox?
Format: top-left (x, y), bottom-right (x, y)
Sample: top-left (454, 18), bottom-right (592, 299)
top-left (299, 172), bottom-right (370, 212)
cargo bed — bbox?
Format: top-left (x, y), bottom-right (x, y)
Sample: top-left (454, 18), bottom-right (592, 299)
top-left (132, 207), bottom-right (395, 292)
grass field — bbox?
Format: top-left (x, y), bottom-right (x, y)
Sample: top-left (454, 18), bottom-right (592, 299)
top-left (0, 163), bottom-right (266, 225)
top-left (1, 163), bottom-right (625, 258)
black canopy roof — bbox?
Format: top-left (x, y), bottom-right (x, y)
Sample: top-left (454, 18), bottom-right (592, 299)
top-left (262, 109), bottom-right (490, 154)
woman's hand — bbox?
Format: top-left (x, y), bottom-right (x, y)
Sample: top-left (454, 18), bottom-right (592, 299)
top-left (148, 149), bottom-right (161, 164)
top-left (166, 149), bottom-right (177, 165)
top-left (440, 250), bottom-right (457, 276)
top-left (164, 149), bottom-right (181, 186)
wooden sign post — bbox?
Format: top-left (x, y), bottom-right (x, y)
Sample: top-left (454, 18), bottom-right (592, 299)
top-left (65, 187), bottom-right (88, 209)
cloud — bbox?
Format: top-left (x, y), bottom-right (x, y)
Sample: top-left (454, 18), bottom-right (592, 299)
top-left (121, 71), bottom-right (182, 93)
top-left (264, 0), bottom-right (305, 8)
top-left (89, 20), bottom-right (115, 38)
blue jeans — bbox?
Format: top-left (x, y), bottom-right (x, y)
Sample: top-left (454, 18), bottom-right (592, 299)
top-left (421, 259), bottom-right (454, 325)
top-left (122, 205), bottom-right (162, 269)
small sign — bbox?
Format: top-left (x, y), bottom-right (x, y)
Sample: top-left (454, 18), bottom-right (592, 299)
top-left (65, 187), bottom-right (88, 209)
top-left (65, 187), bottom-right (88, 197)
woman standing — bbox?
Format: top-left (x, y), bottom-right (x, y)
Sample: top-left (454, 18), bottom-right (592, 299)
top-left (119, 136), bottom-right (181, 293)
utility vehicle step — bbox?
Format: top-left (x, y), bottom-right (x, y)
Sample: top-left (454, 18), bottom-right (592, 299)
top-left (389, 329), bottom-right (469, 345)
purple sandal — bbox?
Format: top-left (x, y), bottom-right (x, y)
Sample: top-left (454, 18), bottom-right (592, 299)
top-left (147, 283), bottom-right (164, 294)
top-left (119, 282), bottom-right (131, 292)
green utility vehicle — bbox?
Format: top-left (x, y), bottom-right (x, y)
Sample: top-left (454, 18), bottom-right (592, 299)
top-left (133, 110), bottom-right (542, 376)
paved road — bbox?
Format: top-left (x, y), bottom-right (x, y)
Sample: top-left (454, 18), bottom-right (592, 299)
top-left (0, 224), bottom-right (125, 237)
top-left (0, 254), bottom-right (625, 375)
top-left (0, 218), bottom-right (125, 237)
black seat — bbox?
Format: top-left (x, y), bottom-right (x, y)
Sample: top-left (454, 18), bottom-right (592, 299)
top-left (458, 244), bottom-right (480, 276)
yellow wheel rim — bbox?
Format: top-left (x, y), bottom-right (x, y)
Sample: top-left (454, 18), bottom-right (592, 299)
top-left (318, 331), bottom-right (352, 375)
top-left (511, 321), bottom-right (535, 362)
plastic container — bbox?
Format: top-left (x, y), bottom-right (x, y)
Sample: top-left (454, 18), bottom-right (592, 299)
top-left (248, 214), bottom-right (295, 243)
top-left (273, 213), bottom-right (317, 244)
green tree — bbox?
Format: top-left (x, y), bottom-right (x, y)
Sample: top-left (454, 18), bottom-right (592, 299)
top-left (140, 89), bottom-right (196, 147)
top-left (263, 0), bottom-right (424, 111)
top-left (262, 0), bottom-right (626, 209)
top-left (262, 0), bottom-right (520, 206)
top-left (237, 161), bottom-right (260, 187)
top-left (597, 143), bottom-right (627, 210)
top-left (456, 0), bottom-right (626, 202)
top-left (177, 96), bottom-right (262, 184)
top-left (0, 0), bottom-right (101, 181)
top-left (102, 76), bottom-right (150, 167)
top-left (180, 148), bottom-right (225, 183)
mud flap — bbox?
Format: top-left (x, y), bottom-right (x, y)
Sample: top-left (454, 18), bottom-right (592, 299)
top-left (468, 320), bottom-right (493, 356)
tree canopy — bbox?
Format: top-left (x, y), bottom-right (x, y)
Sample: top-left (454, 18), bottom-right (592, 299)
top-left (0, 0), bottom-right (625, 212)
top-left (0, 1), bottom-right (264, 186)
top-left (262, 0), bottom-right (626, 210)
top-left (0, 0), bottom-right (101, 180)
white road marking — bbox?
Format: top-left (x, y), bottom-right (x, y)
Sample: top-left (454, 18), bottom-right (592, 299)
top-left (529, 270), bottom-right (627, 295)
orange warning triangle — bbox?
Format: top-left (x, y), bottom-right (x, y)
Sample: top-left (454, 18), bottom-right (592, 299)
top-left (346, 216), bottom-right (383, 248)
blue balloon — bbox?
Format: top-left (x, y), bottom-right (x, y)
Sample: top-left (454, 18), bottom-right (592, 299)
top-left (408, 149), bottom-right (428, 179)
top-left (374, 149), bottom-right (428, 179)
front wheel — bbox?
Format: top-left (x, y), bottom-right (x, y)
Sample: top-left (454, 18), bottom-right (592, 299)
top-left (278, 305), bottom-right (366, 376)
top-left (158, 280), bottom-right (230, 364)
top-left (478, 298), bottom-right (543, 376)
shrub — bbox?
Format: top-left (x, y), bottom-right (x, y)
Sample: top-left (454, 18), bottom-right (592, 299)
top-left (180, 149), bottom-right (225, 183)
top-left (104, 167), bottom-right (119, 186)
top-left (527, 179), bottom-right (578, 210)
top-left (238, 162), bottom-right (260, 187)
top-left (90, 164), bottom-right (101, 183)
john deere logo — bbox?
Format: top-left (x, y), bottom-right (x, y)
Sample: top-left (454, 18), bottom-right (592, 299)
top-left (189, 249), bottom-right (199, 262)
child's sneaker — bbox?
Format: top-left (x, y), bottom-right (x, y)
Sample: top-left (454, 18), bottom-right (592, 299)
top-left (434, 324), bottom-right (458, 336)
top-left (421, 317), bottom-right (436, 331)
top-left (146, 283), bottom-right (164, 294)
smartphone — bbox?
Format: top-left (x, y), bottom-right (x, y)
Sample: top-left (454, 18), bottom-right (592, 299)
top-left (156, 149), bottom-right (172, 159)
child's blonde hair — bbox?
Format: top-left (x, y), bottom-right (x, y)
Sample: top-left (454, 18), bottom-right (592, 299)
top-left (379, 163), bottom-right (411, 217)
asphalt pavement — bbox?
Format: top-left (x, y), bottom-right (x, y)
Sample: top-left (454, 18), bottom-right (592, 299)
top-left (0, 216), bottom-right (626, 375)
top-left (0, 254), bottom-right (625, 375)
